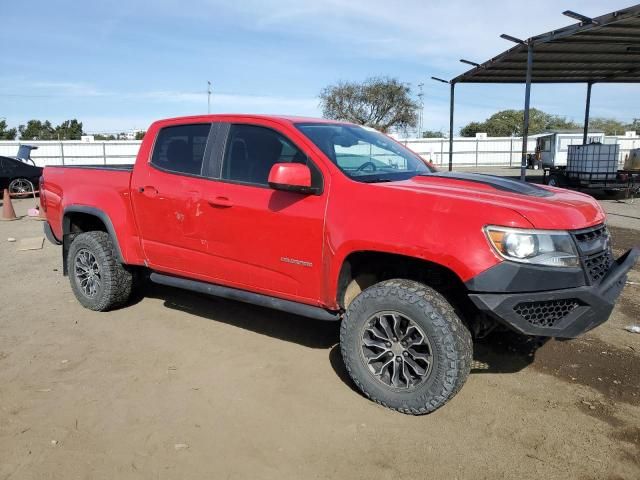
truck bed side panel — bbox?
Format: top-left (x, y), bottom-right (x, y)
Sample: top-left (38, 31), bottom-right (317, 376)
top-left (43, 166), bottom-right (145, 265)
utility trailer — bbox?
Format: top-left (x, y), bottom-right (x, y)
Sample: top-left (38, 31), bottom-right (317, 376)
top-left (528, 131), bottom-right (605, 169)
top-left (543, 143), bottom-right (640, 197)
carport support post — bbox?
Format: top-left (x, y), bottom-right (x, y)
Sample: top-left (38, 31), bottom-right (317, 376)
top-left (583, 82), bottom-right (593, 145)
top-left (520, 42), bottom-right (533, 182)
top-left (448, 82), bottom-right (455, 171)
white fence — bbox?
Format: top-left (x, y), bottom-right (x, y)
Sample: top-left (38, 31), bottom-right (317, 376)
top-left (0, 141), bottom-right (141, 167)
top-left (402, 135), bottom-right (640, 168)
top-left (1, 136), bottom-right (638, 168)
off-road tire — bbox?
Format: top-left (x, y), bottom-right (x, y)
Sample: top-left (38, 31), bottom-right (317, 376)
top-left (340, 279), bottom-right (472, 415)
top-left (67, 231), bottom-right (133, 311)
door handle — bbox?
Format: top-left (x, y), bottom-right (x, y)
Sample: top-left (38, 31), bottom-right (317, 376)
top-left (208, 196), bottom-right (233, 208)
top-left (139, 186), bottom-right (158, 197)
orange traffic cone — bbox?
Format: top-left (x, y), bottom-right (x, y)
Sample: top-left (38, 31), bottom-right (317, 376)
top-left (1, 188), bottom-right (18, 221)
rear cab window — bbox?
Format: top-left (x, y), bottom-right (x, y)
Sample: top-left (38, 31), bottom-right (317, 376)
top-left (151, 124), bottom-right (211, 176)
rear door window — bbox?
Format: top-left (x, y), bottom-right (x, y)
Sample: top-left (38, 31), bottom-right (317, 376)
top-left (151, 124), bottom-right (212, 176)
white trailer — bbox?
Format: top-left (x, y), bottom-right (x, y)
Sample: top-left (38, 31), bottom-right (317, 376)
top-left (532, 131), bottom-right (605, 168)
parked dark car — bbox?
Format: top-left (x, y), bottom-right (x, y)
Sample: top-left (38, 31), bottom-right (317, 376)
top-left (0, 156), bottom-right (43, 197)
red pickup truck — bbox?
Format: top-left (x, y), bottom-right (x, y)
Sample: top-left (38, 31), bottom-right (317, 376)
top-left (41, 114), bottom-right (638, 414)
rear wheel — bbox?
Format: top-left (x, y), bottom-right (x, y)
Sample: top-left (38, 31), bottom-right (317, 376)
top-left (67, 231), bottom-right (133, 311)
top-left (340, 279), bottom-right (472, 415)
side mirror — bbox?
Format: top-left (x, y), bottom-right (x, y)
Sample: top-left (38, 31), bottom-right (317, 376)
top-left (268, 163), bottom-right (314, 194)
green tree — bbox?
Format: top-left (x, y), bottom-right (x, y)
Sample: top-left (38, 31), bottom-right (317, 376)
top-left (460, 109), bottom-right (579, 137)
top-left (135, 131), bottom-right (146, 140)
top-left (422, 130), bottom-right (444, 138)
top-left (588, 117), bottom-right (629, 136)
top-left (459, 121), bottom-right (485, 137)
top-left (94, 134), bottom-right (116, 140)
top-left (0, 119), bottom-right (17, 140)
top-left (19, 120), bottom-right (56, 140)
top-left (55, 119), bottom-right (84, 140)
top-left (320, 77), bottom-right (419, 132)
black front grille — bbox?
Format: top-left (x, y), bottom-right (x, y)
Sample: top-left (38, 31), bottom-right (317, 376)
top-left (574, 224), bottom-right (608, 244)
top-left (572, 224), bottom-right (613, 284)
top-left (584, 249), bottom-right (613, 283)
top-left (514, 299), bottom-right (582, 328)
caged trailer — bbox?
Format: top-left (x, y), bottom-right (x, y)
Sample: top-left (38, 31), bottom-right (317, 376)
top-left (543, 142), bottom-right (640, 197)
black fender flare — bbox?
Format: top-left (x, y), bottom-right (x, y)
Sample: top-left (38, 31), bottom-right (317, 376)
top-left (62, 205), bottom-right (125, 274)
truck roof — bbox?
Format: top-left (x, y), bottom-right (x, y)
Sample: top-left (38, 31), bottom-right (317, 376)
top-left (154, 114), bottom-right (347, 126)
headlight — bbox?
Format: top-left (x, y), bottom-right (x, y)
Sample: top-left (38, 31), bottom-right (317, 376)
top-left (485, 226), bottom-right (579, 267)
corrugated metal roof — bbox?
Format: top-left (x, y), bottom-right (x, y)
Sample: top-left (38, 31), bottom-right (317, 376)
top-left (453, 4), bottom-right (640, 84)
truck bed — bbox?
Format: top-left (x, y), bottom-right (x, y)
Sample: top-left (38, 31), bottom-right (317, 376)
top-left (46, 164), bottom-right (134, 171)
top-left (42, 165), bottom-right (136, 248)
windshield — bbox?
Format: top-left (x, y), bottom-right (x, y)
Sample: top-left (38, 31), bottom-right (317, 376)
top-left (296, 123), bottom-right (433, 182)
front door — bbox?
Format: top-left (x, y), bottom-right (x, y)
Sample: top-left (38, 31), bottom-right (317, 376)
top-left (197, 121), bottom-right (328, 303)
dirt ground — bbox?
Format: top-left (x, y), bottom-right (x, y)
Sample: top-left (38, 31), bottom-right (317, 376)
top-left (1, 197), bottom-right (639, 480)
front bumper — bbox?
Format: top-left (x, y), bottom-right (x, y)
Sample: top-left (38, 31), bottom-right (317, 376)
top-left (469, 248), bottom-right (639, 338)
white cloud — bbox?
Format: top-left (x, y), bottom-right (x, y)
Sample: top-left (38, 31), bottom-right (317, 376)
top-left (5, 1), bottom-right (639, 132)
top-left (193, 0), bottom-right (635, 70)
top-left (30, 81), bottom-right (108, 97)
top-left (7, 88), bottom-right (320, 132)
top-left (142, 90), bottom-right (319, 113)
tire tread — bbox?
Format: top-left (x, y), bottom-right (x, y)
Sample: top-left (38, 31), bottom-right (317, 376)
top-left (340, 279), bottom-right (472, 415)
top-left (67, 231), bottom-right (132, 311)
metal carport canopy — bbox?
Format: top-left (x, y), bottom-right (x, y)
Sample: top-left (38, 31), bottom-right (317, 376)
top-left (439, 3), bottom-right (640, 179)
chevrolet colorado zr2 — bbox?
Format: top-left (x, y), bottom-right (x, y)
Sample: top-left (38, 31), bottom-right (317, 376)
top-left (40, 115), bottom-right (639, 414)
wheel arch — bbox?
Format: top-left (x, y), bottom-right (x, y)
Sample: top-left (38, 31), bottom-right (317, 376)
top-left (334, 250), bottom-right (468, 310)
top-left (62, 206), bottom-right (124, 275)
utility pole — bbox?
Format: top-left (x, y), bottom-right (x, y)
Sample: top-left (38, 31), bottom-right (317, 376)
top-left (207, 81), bottom-right (212, 114)
top-left (417, 83), bottom-right (424, 138)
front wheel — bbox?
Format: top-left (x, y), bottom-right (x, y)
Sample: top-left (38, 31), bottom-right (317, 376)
top-left (340, 279), bottom-right (472, 415)
top-left (67, 231), bottom-right (133, 311)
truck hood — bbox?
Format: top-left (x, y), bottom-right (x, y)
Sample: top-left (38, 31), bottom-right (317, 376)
top-left (387, 172), bottom-right (605, 230)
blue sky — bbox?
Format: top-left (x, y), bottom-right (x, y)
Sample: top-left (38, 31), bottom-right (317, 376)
top-left (0, 0), bottom-right (638, 134)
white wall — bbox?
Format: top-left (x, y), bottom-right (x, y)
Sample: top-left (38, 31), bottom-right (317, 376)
top-left (1, 136), bottom-right (638, 168)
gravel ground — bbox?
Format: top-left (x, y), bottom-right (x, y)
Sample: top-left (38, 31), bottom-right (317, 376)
top-left (0, 197), bottom-right (639, 480)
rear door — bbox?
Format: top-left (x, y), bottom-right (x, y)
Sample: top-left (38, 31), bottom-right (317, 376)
top-left (130, 122), bottom-right (222, 275)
